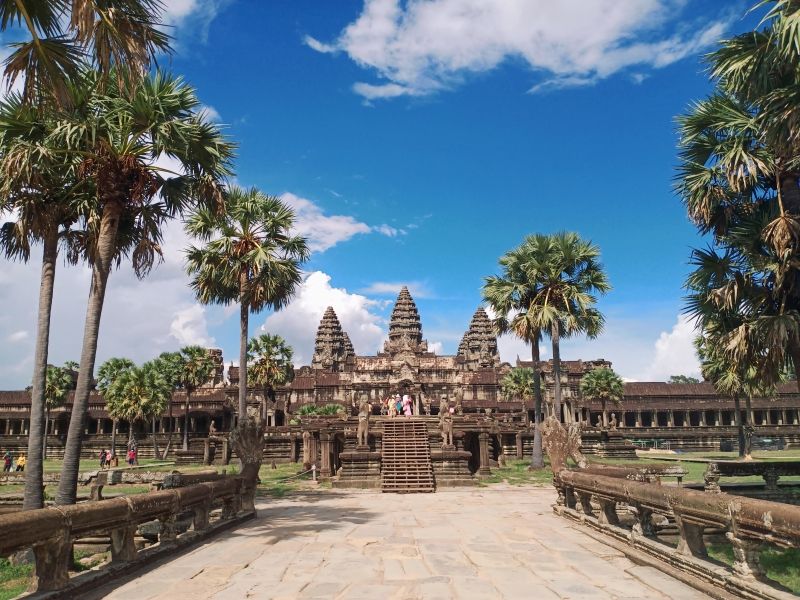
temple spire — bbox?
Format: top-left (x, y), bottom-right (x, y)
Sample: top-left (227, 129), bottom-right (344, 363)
top-left (459, 307), bottom-right (500, 368)
top-left (388, 286), bottom-right (423, 348)
top-left (312, 306), bottom-right (349, 370)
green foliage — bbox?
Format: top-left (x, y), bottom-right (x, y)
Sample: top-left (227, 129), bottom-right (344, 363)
top-left (0, 557), bottom-right (32, 600)
top-left (296, 403), bottom-right (345, 416)
top-left (104, 361), bottom-right (170, 425)
top-left (580, 367), bottom-right (624, 405)
top-left (248, 333), bottom-right (294, 396)
top-left (668, 375), bottom-right (700, 384)
top-left (707, 544), bottom-right (800, 594)
top-left (96, 358), bottom-right (135, 396)
top-left (43, 364), bottom-right (74, 410)
top-left (500, 367), bottom-right (536, 401)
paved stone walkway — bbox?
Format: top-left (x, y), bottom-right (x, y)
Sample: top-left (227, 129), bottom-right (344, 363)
top-left (88, 486), bottom-right (707, 599)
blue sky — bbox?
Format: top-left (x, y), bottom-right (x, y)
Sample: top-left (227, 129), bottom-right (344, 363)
top-left (0, 0), bottom-right (761, 387)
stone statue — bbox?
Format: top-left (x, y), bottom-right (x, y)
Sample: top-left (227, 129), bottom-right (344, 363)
top-left (357, 394), bottom-right (371, 447)
top-left (302, 430), bottom-right (312, 469)
top-left (453, 388), bottom-right (464, 416)
top-left (609, 413), bottom-right (618, 430)
top-left (439, 394), bottom-right (454, 448)
top-left (541, 416), bottom-right (588, 475)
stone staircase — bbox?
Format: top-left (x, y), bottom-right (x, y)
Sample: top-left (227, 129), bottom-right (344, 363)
top-left (381, 419), bottom-right (435, 493)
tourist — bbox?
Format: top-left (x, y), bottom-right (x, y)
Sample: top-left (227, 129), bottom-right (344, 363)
top-left (395, 394), bottom-right (402, 416)
top-left (15, 454), bottom-right (25, 472)
top-left (2, 451), bottom-right (11, 472)
top-left (127, 449), bottom-right (135, 466)
top-left (402, 394), bottom-right (412, 417)
top-left (99, 449), bottom-right (107, 469)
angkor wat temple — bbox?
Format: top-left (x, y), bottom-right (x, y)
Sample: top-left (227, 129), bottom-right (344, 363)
top-left (0, 287), bottom-right (799, 461)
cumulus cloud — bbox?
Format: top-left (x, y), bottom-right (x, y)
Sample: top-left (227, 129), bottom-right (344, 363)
top-left (306, 0), bottom-right (732, 100)
top-left (198, 104), bottom-right (221, 122)
top-left (259, 271), bottom-right (386, 365)
top-left (169, 305), bottom-right (215, 347)
top-left (280, 192), bottom-right (407, 252)
top-left (642, 314), bottom-right (701, 381)
top-left (161, 0), bottom-right (231, 41)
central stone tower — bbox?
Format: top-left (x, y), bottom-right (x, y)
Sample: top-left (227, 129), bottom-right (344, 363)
top-left (384, 286), bottom-right (427, 355)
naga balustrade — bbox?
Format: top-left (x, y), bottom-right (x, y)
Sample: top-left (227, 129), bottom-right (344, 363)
top-left (0, 475), bottom-right (256, 593)
top-left (581, 463), bottom-right (688, 485)
top-left (555, 469), bottom-right (800, 598)
top-left (703, 461), bottom-right (800, 493)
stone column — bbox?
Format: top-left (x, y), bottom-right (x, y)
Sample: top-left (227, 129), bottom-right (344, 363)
top-left (715, 411), bottom-right (722, 427)
top-left (668, 410), bottom-right (675, 427)
top-left (700, 411), bottom-right (707, 427)
top-left (684, 410), bottom-right (690, 427)
top-left (780, 409), bottom-right (787, 426)
top-left (478, 432), bottom-right (491, 477)
top-left (515, 432), bottom-right (523, 459)
top-left (320, 431), bottom-right (333, 478)
top-left (635, 410), bottom-right (642, 428)
top-left (793, 409), bottom-right (799, 426)
top-left (3, 419), bottom-right (9, 435)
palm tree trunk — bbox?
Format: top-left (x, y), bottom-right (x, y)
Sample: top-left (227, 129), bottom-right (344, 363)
top-left (23, 226), bottom-right (58, 511)
top-left (780, 174), bottom-right (800, 215)
top-left (163, 393), bottom-right (175, 458)
top-left (530, 337), bottom-right (544, 469)
top-left (238, 298), bottom-right (249, 422)
top-left (182, 388), bottom-right (191, 451)
top-left (111, 418), bottom-right (117, 459)
top-left (788, 341), bottom-right (800, 394)
top-left (42, 409), bottom-right (49, 460)
top-left (733, 394), bottom-right (745, 459)
top-left (744, 395), bottom-right (754, 460)
top-left (56, 201), bottom-right (122, 505)
top-left (152, 417), bottom-right (159, 457)
top-left (551, 322), bottom-right (563, 422)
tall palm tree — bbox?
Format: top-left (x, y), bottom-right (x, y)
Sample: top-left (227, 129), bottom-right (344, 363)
top-left (41, 364), bottom-right (73, 461)
top-left (579, 367), bottom-right (624, 428)
top-left (0, 92), bottom-right (87, 510)
top-left (484, 244), bottom-right (546, 468)
top-left (248, 334), bottom-right (294, 425)
top-left (500, 367), bottom-right (539, 412)
top-left (54, 71), bottom-right (233, 506)
top-left (96, 357), bottom-right (136, 458)
top-left (186, 187), bottom-right (309, 422)
top-left (153, 351), bottom-right (184, 457)
top-left (105, 361), bottom-right (171, 459)
top-left (505, 233), bottom-right (610, 423)
top-left (1, 0), bottom-right (170, 107)
top-left (175, 346), bottom-right (215, 451)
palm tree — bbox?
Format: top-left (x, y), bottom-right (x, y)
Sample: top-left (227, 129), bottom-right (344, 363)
top-left (498, 233), bottom-right (610, 423)
top-left (186, 187), bottom-right (309, 422)
top-left (105, 362), bottom-right (171, 460)
top-left (54, 71), bottom-right (233, 506)
top-left (579, 367), bottom-right (624, 428)
top-left (483, 244), bottom-right (546, 468)
top-left (248, 334), bottom-right (294, 425)
top-left (1, 0), bottom-right (170, 107)
top-left (96, 357), bottom-right (136, 459)
top-left (41, 364), bottom-right (73, 460)
top-left (500, 367), bottom-right (539, 415)
top-left (153, 351), bottom-right (184, 458)
top-left (175, 347), bottom-right (215, 451)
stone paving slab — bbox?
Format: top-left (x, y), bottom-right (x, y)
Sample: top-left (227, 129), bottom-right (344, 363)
top-left (86, 486), bottom-right (709, 599)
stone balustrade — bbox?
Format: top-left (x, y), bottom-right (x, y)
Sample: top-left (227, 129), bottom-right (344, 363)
top-left (554, 469), bottom-right (800, 598)
top-left (703, 460), bottom-right (800, 493)
top-left (0, 475), bottom-right (256, 593)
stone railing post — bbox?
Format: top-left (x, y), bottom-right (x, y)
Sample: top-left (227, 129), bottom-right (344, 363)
top-left (597, 498), bottom-right (619, 526)
top-left (193, 501), bottom-right (211, 531)
top-left (110, 525), bottom-right (137, 562)
top-left (90, 471), bottom-right (108, 501)
top-left (727, 533), bottom-right (765, 580)
top-left (32, 538), bottom-right (71, 591)
top-left (629, 503), bottom-right (654, 538)
top-left (158, 515), bottom-right (178, 545)
top-left (577, 492), bottom-right (594, 517)
top-left (675, 514), bottom-right (706, 557)
top-left (762, 466), bottom-right (780, 492)
top-left (703, 463), bottom-right (721, 494)
top-left (515, 432), bottom-right (523, 459)
top-left (478, 432), bottom-right (491, 476)
top-left (320, 431), bottom-right (332, 477)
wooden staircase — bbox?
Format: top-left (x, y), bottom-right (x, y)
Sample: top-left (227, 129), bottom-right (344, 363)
top-left (381, 419), bottom-right (435, 493)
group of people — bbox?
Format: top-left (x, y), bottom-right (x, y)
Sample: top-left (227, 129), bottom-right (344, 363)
top-left (2, 450), bottom-right (25, 472)
top-left (98, 449), bottom-right (120, 469)
top-left (384, 393), bottom-right (414, 417)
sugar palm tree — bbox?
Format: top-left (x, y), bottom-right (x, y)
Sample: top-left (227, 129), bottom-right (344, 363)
top-left (186, 187), bottom-right (309, 422)
top-left (509, 233), bottom-right (610, 423)
top-left (579, 367), bottom-right (624, 428)
top-left (1, 0), bottom-right (170, 107)
top-left (54, 70), bottom-right (233, 506)
top-left (484, 244), bottom-right (546, 468)
top-left (500, 367), bottom-right (537, 410)
top-left (175, 346), bottom-right (215, 451)
top-left (105, 361), bottom-right (171, 459)
top-left (248, 334), bottom-right (294, 424)
top-left (153, 351), bottom-right (183, 457)
top-left (96, 357), bottom-right (136, 458)
top-left (41, 364), bottom-right (73, 460)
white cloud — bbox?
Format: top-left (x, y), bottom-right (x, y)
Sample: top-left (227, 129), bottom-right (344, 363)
top-left (428, 341), bottom-right (443, 355)
top-left (6, 330), bottom-right (28, 343)
top-left (161, 0), bottom-right (231, 41)
top-left (642, 314), bottom-right (701, 381)
top-left (360, 281), bottom-right (431, 298)
top-left (198, 104), bottom-right (221, 122)
top-left (259, 271), bottom-right (385, 365)
top-left (169, 305), bottom-right (215, 347)
top-left (307, 0), bottom-right (732, 100)
top-left (280, 192), bottom-right (408, 252)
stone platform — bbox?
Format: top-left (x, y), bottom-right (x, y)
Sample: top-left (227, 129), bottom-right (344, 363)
top-left (86, 487), bottom-right (707, 599)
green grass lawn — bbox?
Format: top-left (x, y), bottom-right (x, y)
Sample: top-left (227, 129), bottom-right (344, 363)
top-left (707, 543), bottom-right (800, 593)
top-left (256, 462), bottom-right (316, 497)
top-left (481, 459), bottom-right (554, 487)
top-left (0, 558), bottom-right (31, 600)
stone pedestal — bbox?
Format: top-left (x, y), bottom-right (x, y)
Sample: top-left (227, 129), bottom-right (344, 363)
top-left (579, 429), bottom-right (637, 459)
top-left (333, 450), bottom-right (381, 489)
top-left (430, 448), bottom-right (475, 486)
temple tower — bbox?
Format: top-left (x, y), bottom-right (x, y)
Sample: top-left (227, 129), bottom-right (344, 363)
top-left (312, 307), bottom-right (348, 371)
top-left (385, 286), bottom-right (424, 353)
top-left (458, 307), bottom-right (500, 370)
